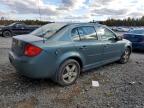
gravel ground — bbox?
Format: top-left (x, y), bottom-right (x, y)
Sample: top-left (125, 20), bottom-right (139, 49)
top-left (0, 36), bottom-right (144, 108)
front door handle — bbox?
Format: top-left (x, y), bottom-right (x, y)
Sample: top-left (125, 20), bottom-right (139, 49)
top-left (79, 46), bottom-right (87, 50)
top-left (104, 44), bottom-right (110, 47)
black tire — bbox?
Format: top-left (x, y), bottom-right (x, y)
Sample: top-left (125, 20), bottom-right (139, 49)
top-left (119, 47), bottom-right (131, 64)
top-left (2, 30), bottom-right (12, 37)
top-left (55, 59), bottom-right (80, 86)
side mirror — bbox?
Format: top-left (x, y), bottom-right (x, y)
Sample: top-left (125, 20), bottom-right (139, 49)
top-left (116, 36), bottom-right (123, 41)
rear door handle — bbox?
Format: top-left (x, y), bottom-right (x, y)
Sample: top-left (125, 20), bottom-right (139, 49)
top-left (79, 46), bottom-right (87, 50)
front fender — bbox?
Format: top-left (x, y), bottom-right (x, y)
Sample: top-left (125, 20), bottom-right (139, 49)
top-left (124, 39), bottom-right (132, 51)
top-left (2, 28), bottom-right (13, 34)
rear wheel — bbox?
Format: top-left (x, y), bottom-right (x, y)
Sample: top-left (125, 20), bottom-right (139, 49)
top-left (119, 47), bottom-right (131, 64)
top-left (56, 59), bottom-right (80, 86)
top-left (2, 30), bottom-right (12, 37)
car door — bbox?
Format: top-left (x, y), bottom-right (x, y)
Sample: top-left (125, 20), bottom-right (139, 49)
top-left (96, 26), bottom-right (125, 61)
top-left (71, 26), bottom-right (104, 69)
top-left (11, 23), bottom-right (26, 35)
top-left (20, 24), bottom-right (32, 34)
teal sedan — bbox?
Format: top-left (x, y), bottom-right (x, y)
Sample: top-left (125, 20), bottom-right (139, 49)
top-left (9, 23), bottom-right (132, 86)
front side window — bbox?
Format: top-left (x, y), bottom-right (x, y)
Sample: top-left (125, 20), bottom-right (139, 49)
top-left (77, 26), bottom-right (97, 40)
top-left (15, 24), bottom-right (23, 28)
top-left (71, 28), bottom-right (80, 41)
top-left (96, 26), bottom-right (116, 40)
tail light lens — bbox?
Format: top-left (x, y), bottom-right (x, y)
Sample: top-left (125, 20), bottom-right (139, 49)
top-left (24, 44), bottom-right (42, 57)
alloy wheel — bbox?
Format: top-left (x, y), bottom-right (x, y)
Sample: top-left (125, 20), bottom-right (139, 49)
top-left (3, 31), bottom-right (12, 37)
top-left (62, 63), bottom-right (78, 84)
top-left (121, 48), bottom-right (131, 63)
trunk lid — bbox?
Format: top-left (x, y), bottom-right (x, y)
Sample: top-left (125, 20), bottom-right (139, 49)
top-left (11, 34), bottom-right (44, 56)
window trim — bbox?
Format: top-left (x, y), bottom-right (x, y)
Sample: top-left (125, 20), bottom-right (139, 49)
top-left (71, 26), bottom-right (98, 41)
top-left (71, 27), bottom-right (81, 41)
top-left (96, 26), bottom-right (117, 41)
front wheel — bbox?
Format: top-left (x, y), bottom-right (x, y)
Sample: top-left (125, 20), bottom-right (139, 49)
top-left (119, 47), bottom-right (131, 64)
top-left (56, 59), bottom-right (80, 86)
top-left (2, 30), bottom-right (12, 37)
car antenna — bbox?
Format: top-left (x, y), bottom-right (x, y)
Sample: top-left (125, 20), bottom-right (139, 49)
top-left (37, 0), bottom-right (45, 43)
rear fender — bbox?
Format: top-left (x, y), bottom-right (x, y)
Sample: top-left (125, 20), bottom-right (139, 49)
top-left (125, 42), bottom-right (132, 53)
top-left (50, 51), bottom-right (85, 81)
top-left (56, 51), bottom-right (85, 69)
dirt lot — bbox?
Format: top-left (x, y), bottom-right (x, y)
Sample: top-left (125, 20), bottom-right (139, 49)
top-left (0, 36), bottom-right (144, 108)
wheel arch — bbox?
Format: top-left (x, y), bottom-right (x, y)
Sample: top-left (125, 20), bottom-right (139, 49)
top-left (64, 56), bottom-right (83, 69)
top-left (127, 46), bottom-right (132, 54)
top-left (57, 52), bottom-right (85, 70)
top-left (3, 29), bottom-right (12, 33)
top-left (124, 41), bottom-right (132, 54)
top-left (53, 52), bottom-right (85, 82)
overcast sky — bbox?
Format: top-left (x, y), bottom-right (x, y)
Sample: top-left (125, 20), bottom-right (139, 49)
top-left (0, 0), bottom-right (144, 22)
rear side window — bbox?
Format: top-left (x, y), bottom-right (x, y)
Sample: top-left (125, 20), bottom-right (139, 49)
top-left (96, 26), bottom-right (116, 40)
top-left (78, 26), bottom-right (97, 40)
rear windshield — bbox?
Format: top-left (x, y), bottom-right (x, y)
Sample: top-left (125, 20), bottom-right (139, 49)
top-left (128, 29), bottom-right (144, 35)
top-left (31, 23), bottom-right (68, 38)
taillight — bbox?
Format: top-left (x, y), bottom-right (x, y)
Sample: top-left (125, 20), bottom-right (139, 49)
top-left (24, 44), bottom-right (42, 57)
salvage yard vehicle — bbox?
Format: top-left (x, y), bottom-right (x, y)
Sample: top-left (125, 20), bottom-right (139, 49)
top-left (0, 22), bottom-right (38, 37)
top-left (113, 27), bottom-right (129, 32)
top-left (9, 23), bottom-right (132, 86)
top-left (123, 29), bottom-right (144, 50)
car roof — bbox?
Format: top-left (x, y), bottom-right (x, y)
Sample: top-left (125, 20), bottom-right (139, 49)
top-left (50, 22), bottom-right (102, 27)
top-left (71, 22), bottom-right (101, 26)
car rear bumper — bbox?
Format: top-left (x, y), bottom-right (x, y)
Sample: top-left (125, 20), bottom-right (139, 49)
top-left (9, 51), bottom-right (56, 79)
